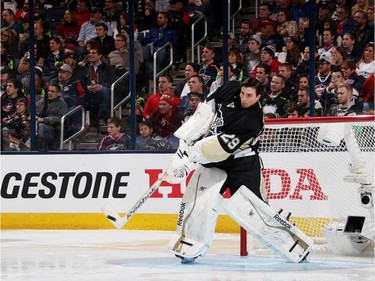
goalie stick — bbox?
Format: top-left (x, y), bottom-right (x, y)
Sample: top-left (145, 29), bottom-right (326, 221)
top-left (102, 172), bottom-right (168, 229)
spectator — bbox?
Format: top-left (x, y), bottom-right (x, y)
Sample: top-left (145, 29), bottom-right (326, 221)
top-left (314, 54), bottom-right (332, 100)
top-left (215, 32), bottom-right (236, 63)
top-left (45, 37), bottom-right (65, 76)
top-left (136, 121), bottom-right (172, 150)
top-left (75, 0), bottom-right (91, 26)
top-left (1, 78), bottom-right (25, 121)
top-left (352, 10), bottom-right (374, 49)
top-left (254, 63), bottom-right (271, 100)
top-left (326, 84), bottom-right (361, 116)
top-left (167, 0), bottom-right (190, 63)
top-left (297, 73), bottom-right (309, 88)
top-left (228, 48), bottom-right (245, 81)
top-left (296, 16), bottom-right (309, 51)
top-left (359, 72), bottom-right (374, 112)
top-left (296, 86), bottom-right (323, 116)
top-left (1, 9), bottom-right (22, 38)
top-left (148, 93), bottom-right (183, 139)
top-left (258, 19), bottom-right (285, 52)
top-left (143, 74), bottom-right (178, 119)
top-left (284, 35), bottom-right (301, 68)
top-left (319, 69), bottom-right (348, 114)
top-left (102, 0), bottom-right (122, 32)
top-left (291, 0), bottom-right (308, 24)
top-left (97, 116), bottom-right (131, 150)
top-left (174, 62), bottom-right (200, 98)
top-left (252, 45), bottom-right (280, 78)
top-left (198, 44), bottom-right (218, 91)
top-left (36, 84), bottom-right (68, 150)
top-left (317, 29), bottom-right (336, 62)
top-left (250, 3), bottom-right (273, 34)
top-left (118, 26), bottom-right (144, 70)
top-left (0, 66), bottom-right (12, 96)
top-left (341, 32), bottom-right (362, 62)
top-left (135, 1), bottom-right (157, 34)
top-left (93, 22), bottom-right (115, 57)
top-left (62, 52), bottom-right (79, 81)
top-left (55, 9), bottom-right (81, 45)
top-left (278, 62), bottom-right (298, 102)
top-left (208, 64), bottom-right (234, 99)
top-left (276, 9), bottom-right (298, 37)
top-left (340, 59), bottom-right (366, 92)
top-left (108, 33), bottom-right (136, 75)
top-left (179, 74), bottom-right (205, 112)
top-left (143, 12), bottom-right (177, 74)
top-left (233, 21), bottom-right (253, 56)
top-left (316, 3), bottom-right (332, 37)
top-left (77, 7), bottom-right (113, 47)
top-left (351, 0), bottom-right (370, 19)
top-left (1, 97), bottom-right (30, 151)
top-left (51, 64), bottom-right (85, 110)
top-left (356, 43), bottom-right (374, 79)
top-left (1, 27), bottom-right (19, 60)
top-left (335, 5), bottom-right (355, 37)
top-left (183, 92), bottom-right (204, 122)
top-left (367, 6), bottom-right (374, 28)
top-left (77, 47), bottom-right (116, 126)
top-left (262, 74), bottom-right (290, 118)
top-left (330, 46), bottom-right (348, 71)
top-left (244, 34), bottom-right (262, 77)
top-left (34, 21), bottom-right (51, 60)
top-left (271, 0), bottom-right (293, 21)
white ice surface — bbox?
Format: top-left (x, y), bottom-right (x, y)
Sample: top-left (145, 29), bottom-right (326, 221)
top-left (1, 230), bottom-right (374, 281)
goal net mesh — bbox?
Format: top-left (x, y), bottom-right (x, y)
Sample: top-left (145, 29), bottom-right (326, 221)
top-left (241, 116), bottom-right (374, 254)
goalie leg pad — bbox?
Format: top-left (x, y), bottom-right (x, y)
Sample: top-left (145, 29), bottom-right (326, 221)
top-left (168, 166), bottom-right (227, 259)
top-left (223, 186), bottom-right (314, 263)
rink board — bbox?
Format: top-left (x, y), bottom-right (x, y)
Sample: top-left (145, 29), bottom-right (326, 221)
top-left (1, 152), bottom-right (373, 232)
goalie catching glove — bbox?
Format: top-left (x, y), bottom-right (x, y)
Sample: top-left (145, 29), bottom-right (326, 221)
top-left (165, 140), bottom-right (197, 183)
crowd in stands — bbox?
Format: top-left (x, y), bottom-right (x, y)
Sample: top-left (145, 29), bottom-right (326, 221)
top-left (0, 0), bottom-right (374, 152)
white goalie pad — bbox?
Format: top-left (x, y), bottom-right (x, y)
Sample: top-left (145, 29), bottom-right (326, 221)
top-left (168, 166), bottom-right (227, 259)
top-left (223, 186), bottom-right (313, 263)
top-left (174, 102), bottom-right (214, 144)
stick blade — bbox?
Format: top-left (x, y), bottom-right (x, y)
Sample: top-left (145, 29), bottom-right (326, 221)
top-left (101, 203), bottom-right (126, 229)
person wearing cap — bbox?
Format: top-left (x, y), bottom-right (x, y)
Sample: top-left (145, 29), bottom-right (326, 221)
top-left (284, 36), bottom-right (301, 68)
top-left (314, 54), bottom-right (332, 99)
top-left (55, 9), bottom-right (81, 45)
top-left (62, 52), bottom-right (79, 80)
top-left (148, 93), bottom-right (183, 140)
top-left (135, 0), bottom-right (157, 33)
top-left (252, 45), bottom-right (281, 78)
top-left (36, 84), bottom-right (68, 150)
top-left (259, 19), bottom-right (284, 52)
top-left (77, 7), bottom-right (113, 47)
top-left (50, 64), bottom-right (85, 110)
top-left (244, 34), bottom-right (262, 77)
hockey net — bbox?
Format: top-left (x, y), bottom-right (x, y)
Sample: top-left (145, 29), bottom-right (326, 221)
top-left (240, 115), bottom-right (375, 256)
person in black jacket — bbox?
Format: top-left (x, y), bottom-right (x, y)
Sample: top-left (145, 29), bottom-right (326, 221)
top-left (77, 47), bottom-right (116, 126)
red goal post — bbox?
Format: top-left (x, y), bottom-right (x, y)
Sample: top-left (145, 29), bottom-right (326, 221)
top-left (240, 115), bottom-right (375, 256)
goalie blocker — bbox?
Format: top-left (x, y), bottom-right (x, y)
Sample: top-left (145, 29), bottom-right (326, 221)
top-left (168, 167), bottom-right (313, 263)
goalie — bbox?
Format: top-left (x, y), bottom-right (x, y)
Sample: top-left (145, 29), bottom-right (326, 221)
top-left (166, 79), bottom-right (313, 263)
